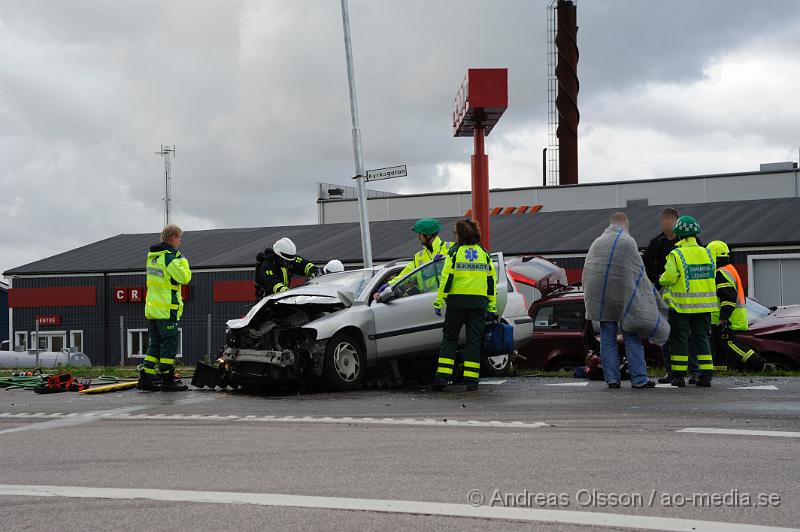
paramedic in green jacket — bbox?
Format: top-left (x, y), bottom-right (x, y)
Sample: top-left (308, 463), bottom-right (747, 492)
top-left (138, 224), bottom-right (192, 392)
top-left (432, 219), bottom-right (496, 392)
top-left (374, 218), bottom-right (453, 300)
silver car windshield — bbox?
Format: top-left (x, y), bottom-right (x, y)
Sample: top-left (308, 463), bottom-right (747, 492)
top-left (305, 270), bottom-right (375, 297)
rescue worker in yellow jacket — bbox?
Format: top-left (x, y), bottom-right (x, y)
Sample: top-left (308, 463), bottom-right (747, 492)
top-left (432, 219), bottom-right (496, 392)
top-left (374, 218), bottom-right (453, 300)
top-left (706, 240), bottom-right (769, 372)
top-left (138, 224), bottom-right (192, 392)
top-left (659, 215), bottom-right (716, 387)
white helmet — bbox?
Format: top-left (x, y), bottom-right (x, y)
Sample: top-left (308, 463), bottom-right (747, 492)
top-left (273, 237), bottom-right (297, 261)
top-left (323, 259), bottom-right (344, 274)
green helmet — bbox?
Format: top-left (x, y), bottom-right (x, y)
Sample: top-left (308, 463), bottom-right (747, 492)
top-left (673, 215), bottom-right (701, 238)
top-left (412, 218), bottom-right (441, 236)
top-left (706, 240), bottom-right (730, 261)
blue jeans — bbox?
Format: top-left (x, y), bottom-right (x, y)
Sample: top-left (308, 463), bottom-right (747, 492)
top-left (600, 322), bottom-right (649, 386)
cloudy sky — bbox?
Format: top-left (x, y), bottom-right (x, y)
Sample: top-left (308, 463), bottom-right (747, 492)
top-left (2, 0), bottom-right (799, 275)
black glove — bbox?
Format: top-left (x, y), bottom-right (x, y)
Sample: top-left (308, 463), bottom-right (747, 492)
top-left (487, 312), bottom-right (499, 323)
top-left (719, 321), bottom-right (732, 341)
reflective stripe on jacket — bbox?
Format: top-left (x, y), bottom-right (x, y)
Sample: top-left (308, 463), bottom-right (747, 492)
top-left (659, 237), bottom-right (716, 314)
top-left (145, 246), bottom-right (192, 321)
top-left (435, 244), bottom-right (497, 313)
top-left (389, 236), bottom-right (453, 286)
top-left (712, 264), bottom-right (748, 330)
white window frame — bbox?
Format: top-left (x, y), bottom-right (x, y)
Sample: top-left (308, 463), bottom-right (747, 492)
top-left (747, 253), bottom-right (800, 302)
top-left (127, 328), bottom-right (182, 358)
top-left (14, 331), bottom-right (28, 350)
top-left (69, 330), bottom-right (84, 353)
top-left (30, 331), bottom-right (67, 352)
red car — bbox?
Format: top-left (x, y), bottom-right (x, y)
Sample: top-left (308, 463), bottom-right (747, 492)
top-left (518, 288), bottom-right (800, 371)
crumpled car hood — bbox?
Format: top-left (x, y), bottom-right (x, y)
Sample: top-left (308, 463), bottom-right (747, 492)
top-left (749, 305), bottom-right (800, 336)
top-left (227, 286), bottom-right (351, 329)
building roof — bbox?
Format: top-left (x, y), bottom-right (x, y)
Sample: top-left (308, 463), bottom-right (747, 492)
top-left (6, 197), bottom-right (800, 275)
top-left (317, 168), bottom-right (800, 203)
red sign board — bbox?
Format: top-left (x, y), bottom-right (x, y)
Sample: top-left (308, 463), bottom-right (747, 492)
top-left (114, 287), bottom-right (129, 303)
top-left (452, 68), bottom-right (508, 137)
top-left (129, 287), bottom-right (145, 302)
top-left (114, 286), bottom-right (187, 303)
top-left (8, 286), bottom-right (97, 308)
top-left (36, 315), bottom-right (62, 326)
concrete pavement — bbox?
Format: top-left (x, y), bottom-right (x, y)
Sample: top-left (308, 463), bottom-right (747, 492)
top-left (0, 376), bottom-right (798, 531)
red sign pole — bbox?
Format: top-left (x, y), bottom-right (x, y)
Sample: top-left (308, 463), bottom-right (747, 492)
top-left (471, 125), bottom-right (490, 249)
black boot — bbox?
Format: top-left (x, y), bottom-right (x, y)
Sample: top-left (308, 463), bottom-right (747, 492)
top-left (160, 373), bottom-right (188, 392)
top-left (670, 375), bottom-right (686, 387)
top-left (696, 375), bottom-right (712, 387)
top-left (688, 374), bottom-right (699, 385)
top-left (657, 372), bottom-right (674, 384)
top-left (465, 381), bottom-right (479, 392)
top-left (431, 377), bottom-right (448, 391)
top-left (136, 370), bottom-right (160, 391)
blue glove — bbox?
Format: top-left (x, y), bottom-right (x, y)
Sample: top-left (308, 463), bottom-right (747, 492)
top-left (434, 307), bottom-right (442, 317)
top-left (434, 254), bottom-right (444, 261)
top-left (379, 283), bottom-right (390, 292)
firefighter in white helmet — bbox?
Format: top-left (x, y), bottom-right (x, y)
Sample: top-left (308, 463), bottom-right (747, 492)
top-left (322, 259), bottom-right (345, 274)
top-left (256, 238), bottom-right (317, 298)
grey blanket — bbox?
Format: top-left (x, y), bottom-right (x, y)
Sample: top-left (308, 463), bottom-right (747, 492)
top-left (582, 225), bottom-right (670, 346)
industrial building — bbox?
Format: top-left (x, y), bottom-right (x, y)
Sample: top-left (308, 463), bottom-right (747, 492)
top-left (0, 281), bottom-right (8, 346)
top-left (5, 165), bottom-right (800, 366)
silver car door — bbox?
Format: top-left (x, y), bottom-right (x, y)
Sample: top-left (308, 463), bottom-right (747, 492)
top-left (370, 259), bottom-right (445, 360)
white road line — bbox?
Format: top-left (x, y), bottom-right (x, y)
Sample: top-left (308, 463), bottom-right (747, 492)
top-left (0, 484), bottom-right (793, 532)
top-left (479, 379), bottom-right (508, 385)
top-left (0, 406), bottom-right (151, 436)
top-left (730, 385), bottom-right (779, 390)
top-left (545, 381), bottom-right (589, 387)
top-left (0, 412), bottom-right (549, 429)
top-left (655, 384), bottom-right (679, 388)
top-left (678, 427), bottom-right (800, 438)
top-left (235, 416), bottom-right (548, 429)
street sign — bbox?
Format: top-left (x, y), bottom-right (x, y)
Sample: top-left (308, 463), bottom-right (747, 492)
top-left (365, 165), bottom-right (407, 182)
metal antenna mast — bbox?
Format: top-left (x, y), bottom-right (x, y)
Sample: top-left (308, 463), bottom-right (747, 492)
top-left (156, 145), bottom-right (176, 226)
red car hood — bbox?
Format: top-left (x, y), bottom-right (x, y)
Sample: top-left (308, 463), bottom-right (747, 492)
top-left (749, 305), bottom-right (800, 335)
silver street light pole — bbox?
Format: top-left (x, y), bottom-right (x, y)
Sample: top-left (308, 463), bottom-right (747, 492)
top-left (340, 0), bottom-right (373, 267)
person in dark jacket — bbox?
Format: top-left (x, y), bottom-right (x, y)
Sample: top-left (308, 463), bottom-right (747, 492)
top-left (257, 238), bottom-right (317, 298)
top-left (254, 251), bottom-right (267, 299)
top-left (643, 207), bottom-right (680, 285)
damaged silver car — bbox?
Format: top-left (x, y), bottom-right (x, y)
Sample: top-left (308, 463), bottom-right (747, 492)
top-left (192, 253), bottom-right (533, 392)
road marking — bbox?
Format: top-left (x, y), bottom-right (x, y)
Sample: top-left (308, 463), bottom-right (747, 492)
top-left (478, 379), bottom-right (508, 385)
top-left (678, 428), bottom-right (800, 438)
top-left (0, 484), bottom-right (793, 532)
top-left (545, 381), bottom-right (589, 387)
top-left (0, 406), bottom-right (151, 436)
top-left (655, 384), bottom-right (679, 388)
top-left (730, 385), bottom-right (779, 390)
top-left (0, 412), bottom-right (548, 429)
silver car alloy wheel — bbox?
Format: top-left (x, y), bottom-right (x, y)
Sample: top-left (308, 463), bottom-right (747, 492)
top-left (333, 341), bottom-right (360, 382)
top-left (487, 354), bottom-right (509, 371)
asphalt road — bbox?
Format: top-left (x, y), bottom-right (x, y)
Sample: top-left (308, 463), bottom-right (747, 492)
top-left (0, 375), bottom-right (798, 531)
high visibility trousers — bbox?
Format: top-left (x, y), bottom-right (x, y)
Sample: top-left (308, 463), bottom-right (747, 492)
top-left (435, 304), bottom-right (486, 383)
top-left (143, 319), bottom-right (180, 375)
top-left (668, 311), bottom-right (713, 376)
top-left (710, 325), bottom-right (766, 372)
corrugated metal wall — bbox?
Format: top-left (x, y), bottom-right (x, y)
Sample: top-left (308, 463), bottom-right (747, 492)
top-left (0, 289), bottom-right (8, 343)
top-left (10, 246), bottom-right (799, 367)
